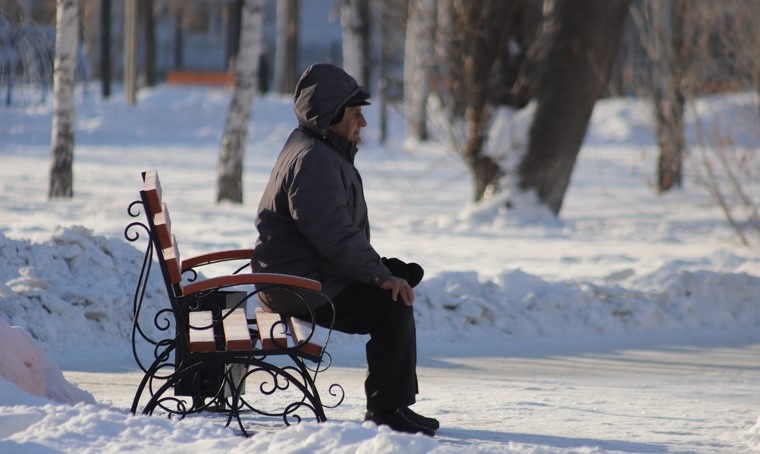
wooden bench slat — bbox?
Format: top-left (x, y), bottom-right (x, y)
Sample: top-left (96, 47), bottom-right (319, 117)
top-left (182, 249), bottom-right (254, 271)
top-left (163, 236), bottom-right (182, 284)
top-left (255, 308), bottom-right (288, 350)
top-left (182, 273), bottom-right (322, 296)
top-left (288, 317), bottom-right (328, 358)
top-left (223, 308), bottom-right (253, 351)
top-left (153, 203), bottom-right (172, 249)
top-left (188, 311), bottom-right (216, 353)
top-left (143, 170), bottom-right (163, 215)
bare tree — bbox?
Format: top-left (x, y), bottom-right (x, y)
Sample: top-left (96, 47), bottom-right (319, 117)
top-left (403, 0), bottom-right (436, 142)
top-left (436, 0), bottom-right (531, 201)
top-left (273, 0), bottom-right (298, 94)
top-left (124, 0), bottom-right (138, 105)
top-left (172, 3), bottom-right (184, 70)
top-left (2, 1), bottom-right (57, 106)
top-left (140, 0), bottom-right (156, 87)
top-left (416, 0), bottom-right (628, 215)
top-left (654, 1), bottom-right (687, 193)
top-left (457, 0), bottom-right (515, 201)
top-left (684, 1), bottom-right (760, 245)
top-left (339, 0), bottom-right (371, 86)
top-left (217, 0), bottom-right (263, 204)
top-left (372, 0), bottom-right (406, 143)
top-left (518, 0), bottom-right (630, 214)
top-left (226, 0), bottom-right (243, 71)
top-left (633, 0), bottom-right (688, 193)
top-left (426, 0), bottom-right (544, 202)
top-left (49, 0), bottom-right (79, 199)
top-left (100, 0), bottom-right (111, 98)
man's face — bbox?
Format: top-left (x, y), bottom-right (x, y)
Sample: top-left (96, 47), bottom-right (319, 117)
top-left (331, 106), bottom-right (367, 143)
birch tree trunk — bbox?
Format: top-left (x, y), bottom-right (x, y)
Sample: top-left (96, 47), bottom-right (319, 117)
top-left (403, 0), bottom-right (436, 142)
top-left (49, 0), bottom-right (79, 199)
top-left (217, 0), bottom-right (263, 204)
top-left (339, 0), bottom-right (371, 86)
top-left (273, 0), bottom-right (298, 94)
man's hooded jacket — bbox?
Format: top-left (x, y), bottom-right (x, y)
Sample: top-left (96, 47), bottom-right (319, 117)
top-left (252, 63), bottom-right (391, 314)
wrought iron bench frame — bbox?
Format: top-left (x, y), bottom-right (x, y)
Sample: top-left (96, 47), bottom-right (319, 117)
top-left (124, 170), bottom-right (343, 436)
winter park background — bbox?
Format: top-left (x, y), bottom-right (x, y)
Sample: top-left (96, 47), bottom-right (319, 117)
top-left (3, 3), bottom-right (760, 453)
top-left (0, 76), bottom-right (758, 453)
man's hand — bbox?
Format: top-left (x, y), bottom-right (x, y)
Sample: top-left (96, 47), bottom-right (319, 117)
top-left (379, 276), bottom-right (415, 306)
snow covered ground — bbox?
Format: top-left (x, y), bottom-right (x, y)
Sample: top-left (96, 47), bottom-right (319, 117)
top-left (0, 84), bottom-right (759, 453)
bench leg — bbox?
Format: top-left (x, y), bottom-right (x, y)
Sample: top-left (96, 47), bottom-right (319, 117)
top-left (131, 342), bottom-right (176, 415)
top-left (138, 355), bottom-right (329, 436)
top-left (224, 357), bottom-right (328, 435)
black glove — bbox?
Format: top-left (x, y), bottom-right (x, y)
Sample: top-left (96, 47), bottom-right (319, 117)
top-left (382, 257), bottom-right (424, 288)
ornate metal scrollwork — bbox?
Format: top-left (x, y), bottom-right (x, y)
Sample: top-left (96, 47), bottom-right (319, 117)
top-left (125, 194), bottom-right (344, 436)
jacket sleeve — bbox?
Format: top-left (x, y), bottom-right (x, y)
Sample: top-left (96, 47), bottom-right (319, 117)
top-left (286, 150), bottom-right (391, 286)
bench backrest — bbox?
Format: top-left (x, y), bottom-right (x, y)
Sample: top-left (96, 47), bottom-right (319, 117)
top-left (143, 170), bottom-right (162, 217)
top-left (140, 170), bottom-right (184, 298)
top-left (133, 170), bottom-right (331, 361)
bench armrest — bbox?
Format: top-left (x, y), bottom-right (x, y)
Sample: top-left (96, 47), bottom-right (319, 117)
top-left (182, 272), bottom-right (322, 296)
top-left (181, 249), bottom-right (254, 271)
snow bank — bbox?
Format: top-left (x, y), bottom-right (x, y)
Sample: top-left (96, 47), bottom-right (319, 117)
top-left (1, 227), bottom-right (759, 356)
top-left (0, 226), bottom-right (167, 352)
top-left (0, 318), bottom-right (94, 405)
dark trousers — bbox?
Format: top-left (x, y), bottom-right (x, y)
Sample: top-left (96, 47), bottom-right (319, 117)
top-left (314, 282), bottom-right (418, 412)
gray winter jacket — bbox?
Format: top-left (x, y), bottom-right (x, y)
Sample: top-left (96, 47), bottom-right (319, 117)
top-left (252, 63), bottom-right (391, 314)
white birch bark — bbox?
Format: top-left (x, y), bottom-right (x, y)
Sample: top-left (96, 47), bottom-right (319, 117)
top-left (403, 0), bottom-right (436, 143)
top-left (217, 0), bottom-right (263, 203)
top-left (339, 0), bottom-right (371, 86)
top-left (49, 0), bottom-right (79, 199)
top-left (273, 0), bottom-right (298, 94)
top-left (340, 0), bottom-right (362, 82)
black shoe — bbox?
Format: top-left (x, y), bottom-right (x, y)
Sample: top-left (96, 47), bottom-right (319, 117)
top-left (398, 406), bottom-right (440, 431)
top-left (365, 409), bottom-right (436, 436)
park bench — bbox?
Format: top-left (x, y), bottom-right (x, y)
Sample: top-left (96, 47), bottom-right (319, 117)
top-left (125, 169), bottom-right (342, 436)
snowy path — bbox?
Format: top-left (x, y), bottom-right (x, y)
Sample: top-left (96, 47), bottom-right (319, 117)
top-left (62, 331), bottom-right (760, 453)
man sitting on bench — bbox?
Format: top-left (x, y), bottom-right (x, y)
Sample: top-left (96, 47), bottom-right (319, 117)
top-left (252, 63), bottom-right (439, 436)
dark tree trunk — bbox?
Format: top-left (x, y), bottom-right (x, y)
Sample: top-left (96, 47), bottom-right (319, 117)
top-left (124, 0), bottom-right (138, 105)
top-left (100, 0), bottom-right (111, 98)
top-left (653, 0), bottom-right (686, 193)
top-left (141, 0), bottom-right (156, 87)
top-left (518, 0), bottom-right (630, 215)
top-left (173, 8), bottom-right (184, 70)
top-left (450, 0), bottom-right (516, 201)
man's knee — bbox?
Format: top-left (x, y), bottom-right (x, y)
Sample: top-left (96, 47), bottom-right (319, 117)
top-left (373, 300), bottom-right (415, 337)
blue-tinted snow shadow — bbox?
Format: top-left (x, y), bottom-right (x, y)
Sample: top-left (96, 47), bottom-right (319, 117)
top-left (416, 328), bottom-right (760, 364)
top-left (437, 427), bottom-right (670, 453)
top-left (0, 440), bottom-right (59, 454)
